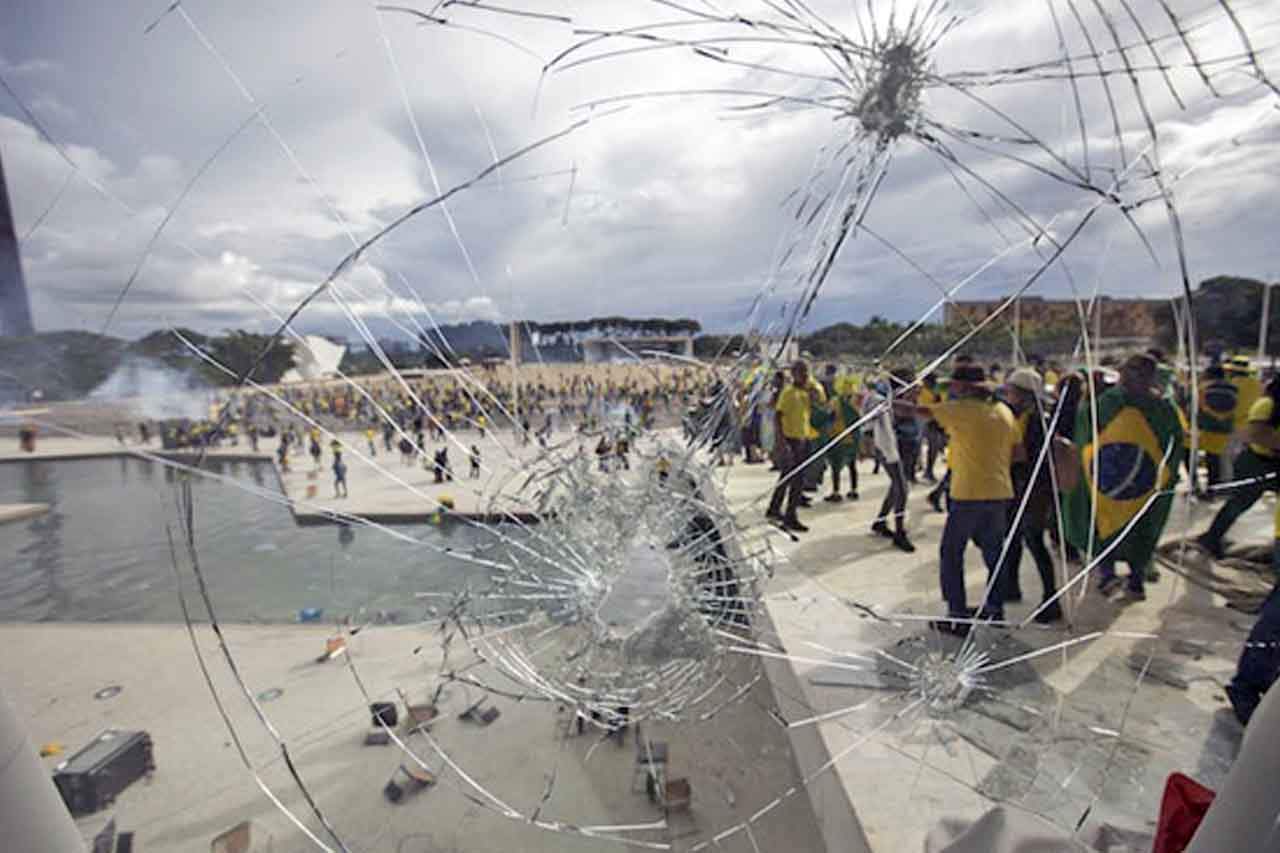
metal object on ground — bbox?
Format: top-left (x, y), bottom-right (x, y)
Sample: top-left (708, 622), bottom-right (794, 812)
top-left (53, 730), bottom-right (154, 816)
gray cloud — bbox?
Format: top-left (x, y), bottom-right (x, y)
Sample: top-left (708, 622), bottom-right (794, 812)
top-left (2, 0), bottom-right (1278, 343)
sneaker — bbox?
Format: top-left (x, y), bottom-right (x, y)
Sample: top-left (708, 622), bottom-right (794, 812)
top-left (1098, 575), bottom-right (1122, 597)
top-left (892, 532), bottom-right (915, 553)
top-left (798, 497), bottom-right (813, 508)
top-left (765, 508), bottom-right (783, 521)
top-left (846, 490), bottom-right (859, 500)
top-left (929, 616), bottom-right (971, 637)
top-left (782, 517), bottom-right (809, 533)
top-left (1123, 585), bottom-right (1147, 602)
top-left (1144, 565), bottom-right (1161, 583)
top-left (927, 493), bottom-right (944, 513)
top-left (824, 494), bottom-right (844, 503)
top-left (1033, 601), bottom-right (1063, 624)
top-left (871, 522), bottom-right (893, 539)
top-left (1194, 533), bottom-right (1224, 560)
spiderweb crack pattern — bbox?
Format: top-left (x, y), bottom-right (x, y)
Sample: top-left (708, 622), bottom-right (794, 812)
top-left (6, 0), bottom-right (1280, 849)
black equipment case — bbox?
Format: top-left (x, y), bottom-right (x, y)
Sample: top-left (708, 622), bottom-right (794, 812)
top-left (53, 729), bottom-right (154, 816)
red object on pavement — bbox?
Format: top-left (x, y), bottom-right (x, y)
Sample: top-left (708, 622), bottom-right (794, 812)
top-left (1152, 772), bottom-right (1216, 853)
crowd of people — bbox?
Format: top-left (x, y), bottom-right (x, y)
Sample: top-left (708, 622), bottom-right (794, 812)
top-left (741, 346), bottom-right (1280, 725)
top-left (740, 349), bottom-right (1267, 656)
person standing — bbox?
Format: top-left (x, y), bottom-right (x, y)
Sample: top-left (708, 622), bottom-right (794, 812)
top-left (1064, 354), bottom-right (1184, 600)
top-left (919, 365), bottom-right (1022, 634)
top-left (766, 361), bottom-right (816, 533)
top-left (1197, 374), bottom-right (1280, 558)
top-left (863, 372), bottom-right (914, 552)
top-left (365, 426), bottom-right (378, 458)
top-left (1195, 364), bottom-right (1238, 496)
top-left (470, 444), bottom-right (482, 479)
top-left (999, 369), bottom-right (1062, 623)
top-left (815, 375), bottom-right (861, 502)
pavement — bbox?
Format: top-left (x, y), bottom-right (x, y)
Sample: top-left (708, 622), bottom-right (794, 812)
top-left (1, 621), bottom-right (824, 853)
top-left (0, 434), bottom-right (1271, 852)
top-left (0, 502), bottom-right (48, 525)
top-left (720, 456), bottom-right (1266, 852)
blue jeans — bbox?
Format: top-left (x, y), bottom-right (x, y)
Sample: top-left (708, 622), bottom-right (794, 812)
top-left (1226, 545), bottom-right (1280, 725)
top-left (940, 499), bottom-right (1009, 618)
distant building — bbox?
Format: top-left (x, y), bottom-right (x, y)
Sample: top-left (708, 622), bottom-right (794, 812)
top-left (0, 151), bottom-right (35, 337)
top-left (944, 296), bottom-right (1162, 344)
top-left (581, 335), bottom-right (694, 363)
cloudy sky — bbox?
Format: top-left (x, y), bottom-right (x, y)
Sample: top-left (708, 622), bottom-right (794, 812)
top-left (2, 0), bottom-right (1278, 342)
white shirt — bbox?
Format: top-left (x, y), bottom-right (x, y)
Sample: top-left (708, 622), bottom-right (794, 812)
top-left (862, 388), bottom-right (900, 465)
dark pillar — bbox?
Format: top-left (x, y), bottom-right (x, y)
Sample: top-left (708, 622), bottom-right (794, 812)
top-left (0, 152), bottom-right (35, 337)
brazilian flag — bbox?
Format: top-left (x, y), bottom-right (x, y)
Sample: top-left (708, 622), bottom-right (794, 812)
top-left (1064, 388), bottom-right (1185, 567)
top-left (812, 394), bottom-right (860, 469)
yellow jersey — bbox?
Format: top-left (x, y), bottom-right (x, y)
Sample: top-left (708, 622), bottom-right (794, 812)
top-left (776, 385), bottom-right (812, 441)
top-left (1233, 373), bottom-right (1263, 430)
top-left (1247, 396), bottom-right (1278, 459)
top-left (931, 399), bottom-right (1019, 501)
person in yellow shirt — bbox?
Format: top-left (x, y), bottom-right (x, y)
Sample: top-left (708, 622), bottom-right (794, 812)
top-left (1225, 356), bottom-right (1263, 482)
top-left (766, 361), bottom-right (816, 533)
top-left (918, 364), bottom-right (1023, 634)
top-left (918, 373), bottom-right (945, 483)
top-left (1197, 374), bottom-right (1280, 558)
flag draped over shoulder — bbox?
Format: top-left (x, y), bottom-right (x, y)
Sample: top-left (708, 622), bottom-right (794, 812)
top-left (1064, 387), bottom-right (1185, 567)
top-left (811, 394), bottom-right (861, 468)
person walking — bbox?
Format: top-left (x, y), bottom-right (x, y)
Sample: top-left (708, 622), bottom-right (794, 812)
top-left (1195, 364), bottom-right (1237, 496)
top-left (332, 451), bottom-right (348, 498)
top-left (1064, 354), bottom-right (1185, 600)
top-left (864, 371), bottom-right (914, 552)
top-left (1224, 499), bottom-right (1280, 726)
top-left (470, 444), bottom-right (482, 479)
top-left (919, 364), bottom-right (1022, 634)
top-left (1197, 373), bottom-right (1280, 558)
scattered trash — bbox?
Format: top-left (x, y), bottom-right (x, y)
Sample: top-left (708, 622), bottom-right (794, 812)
top-left (94, 685), bottom-right (123, 701)
top-left (256, 687), bottom-right (284, 702)
top-left (383, 763), bottom-right (436, 803)
top-left (298, 607), bottom-right (323, 623)
top-left (39, 742), bottom-right (64, 757)
top-left (459, 698), bottom-right (501, 726)
top-left (315, 636), bottom-right (346, 663)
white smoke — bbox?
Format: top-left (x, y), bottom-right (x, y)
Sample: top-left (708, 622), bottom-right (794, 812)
top-left (89, 358), bottom-right (212, 421)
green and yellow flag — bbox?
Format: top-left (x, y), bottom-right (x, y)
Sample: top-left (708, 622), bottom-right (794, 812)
top-left (1064, 387), bottom-right (1185, 567)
